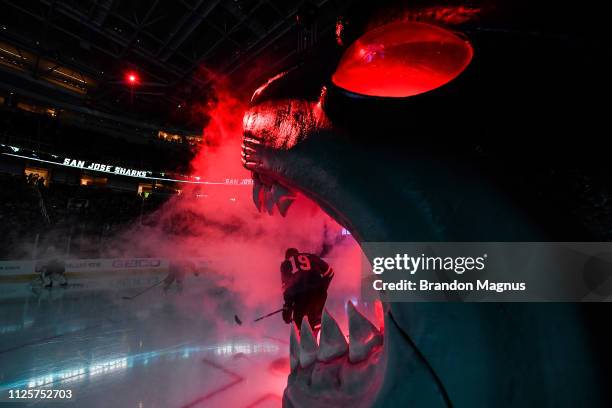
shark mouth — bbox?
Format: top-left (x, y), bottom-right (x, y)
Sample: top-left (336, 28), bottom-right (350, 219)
top-left (241, 92), bottom-right (454, 408)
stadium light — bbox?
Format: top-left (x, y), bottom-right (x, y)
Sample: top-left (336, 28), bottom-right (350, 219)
top-left (126, 72), bottom-right (139, 85)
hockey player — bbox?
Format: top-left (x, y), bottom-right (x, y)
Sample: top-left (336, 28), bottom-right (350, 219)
top-left (36, 246), bottom-right (67, 288)
top-left (281, 247), bottom-right (334, 333)
top-left (163, 259), bottom-right (197, 293)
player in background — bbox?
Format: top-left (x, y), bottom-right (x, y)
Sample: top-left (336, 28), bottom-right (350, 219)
top-left (163, 259), bottom-right (198, 293)
top-left (36, 246), bottom-right (68, 288)
top-left (281, 247), bottom-right (334, 333)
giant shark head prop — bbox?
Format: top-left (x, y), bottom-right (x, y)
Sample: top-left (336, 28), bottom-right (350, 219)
top-left (241, 13), bottom-right (608, 408)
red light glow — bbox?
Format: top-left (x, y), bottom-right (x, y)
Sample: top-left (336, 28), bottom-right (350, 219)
top-left (126, 72), bottom-right (139, 85)
top-left (332, 22), bottom-right (473, 98)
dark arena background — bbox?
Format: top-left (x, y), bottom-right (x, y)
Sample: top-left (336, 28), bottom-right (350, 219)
top-left (0, 1), bottom-right (610, 407)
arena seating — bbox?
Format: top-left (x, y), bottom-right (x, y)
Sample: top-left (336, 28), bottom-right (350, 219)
top-left (0, 173), bottom-right (169, 259)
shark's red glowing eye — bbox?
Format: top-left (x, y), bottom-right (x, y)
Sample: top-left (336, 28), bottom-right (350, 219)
top-left (332, 21), bottom-right (473, 98)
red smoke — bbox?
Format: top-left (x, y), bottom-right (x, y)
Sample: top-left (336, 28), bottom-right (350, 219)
top-left (114, 79), bottom-right (362, 312)
top-left (190, 83), bottom-right (249, 180)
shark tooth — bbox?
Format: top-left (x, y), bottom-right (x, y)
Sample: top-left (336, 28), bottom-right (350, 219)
top-left (317, 309), bottom-right (348, 362)
top-left (272, 182), bottom-right (295, 202)
top-left (252, 177), bottom-right (264, 212)
top-left (264, 185), bottom-right (275, 215)
top-left (290, 322), bottom-right (300, 372)
top-left (299, 317), bottom-right (318, 368)
top-left (277, 197), bottom-right (295, 217)
top-left (347, 301), bottom-right (383, 363)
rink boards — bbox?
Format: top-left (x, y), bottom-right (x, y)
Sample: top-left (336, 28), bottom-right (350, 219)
top-left (0, 258), bottom-right (212, 300)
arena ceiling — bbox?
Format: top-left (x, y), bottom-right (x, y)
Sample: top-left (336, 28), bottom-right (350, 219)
top-left (0, 0), bottom-right (347, 130)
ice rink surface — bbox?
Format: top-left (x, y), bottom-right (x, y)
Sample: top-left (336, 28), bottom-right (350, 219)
top-left (0, 279), bottom-right (295, 408)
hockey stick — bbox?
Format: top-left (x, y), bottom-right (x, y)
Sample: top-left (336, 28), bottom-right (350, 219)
top-left (122, 280), bottom-right (164, 300)
top-left (254, 308), bottom-right (284, 322)
top-left (234, 308), bottom-right (284, 326)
